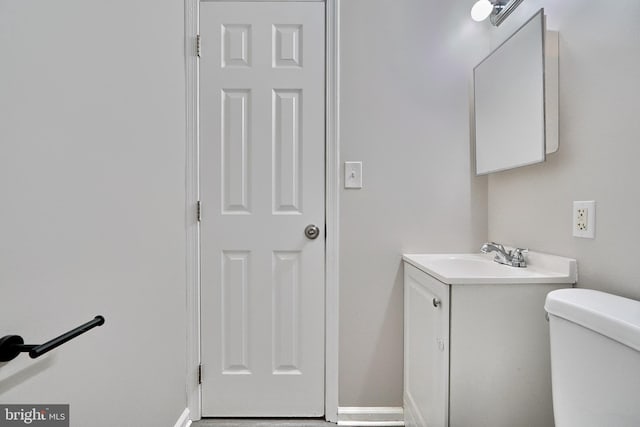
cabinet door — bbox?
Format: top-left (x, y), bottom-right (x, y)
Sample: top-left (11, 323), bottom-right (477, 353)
top-left (404, 263), bottom-right (450, 427)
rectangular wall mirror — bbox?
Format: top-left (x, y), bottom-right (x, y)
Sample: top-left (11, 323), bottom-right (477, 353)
top-left (474, 9), bottom-right (558, 175)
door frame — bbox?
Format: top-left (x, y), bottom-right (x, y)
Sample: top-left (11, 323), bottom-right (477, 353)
top-left (184, 0), bottom-right (340, 421)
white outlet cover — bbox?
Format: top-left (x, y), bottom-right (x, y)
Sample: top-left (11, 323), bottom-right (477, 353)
top-left (573, 200), bottom-right (596, 239)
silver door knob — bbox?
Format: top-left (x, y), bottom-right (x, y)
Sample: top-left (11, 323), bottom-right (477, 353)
top-left (432, 298), bottom-right (441, 308)
top-left (304, 224), bottom-right (320, 240)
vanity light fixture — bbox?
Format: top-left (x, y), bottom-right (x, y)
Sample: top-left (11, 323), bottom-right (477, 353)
top-left (470, 0), bottom-right (525, 26)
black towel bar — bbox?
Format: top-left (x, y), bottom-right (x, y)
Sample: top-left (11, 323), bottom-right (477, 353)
top-left (0, 315), bottom-right (105, 362)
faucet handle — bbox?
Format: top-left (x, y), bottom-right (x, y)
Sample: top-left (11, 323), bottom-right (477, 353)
top-left (511, 248), bottom-right (528, 266)
top-left (511, 247), bottom-right (528, 257)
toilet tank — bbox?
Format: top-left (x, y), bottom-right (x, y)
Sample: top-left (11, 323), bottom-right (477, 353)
top-left (545, 289), bottom-right (640, 427)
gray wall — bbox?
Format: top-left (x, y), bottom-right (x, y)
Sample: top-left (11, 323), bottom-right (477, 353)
top-left (338, 0), bottom-right (489, 406)
top-left (6, 0), bottom-right (629, 417)
top-left (487, 1), bottom-right (640, 300)
top-left (0, 1), bottom-right (187, 426)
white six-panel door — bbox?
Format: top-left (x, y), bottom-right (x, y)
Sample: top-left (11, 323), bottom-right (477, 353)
top-left (200, 1), bottom-right (325, 417)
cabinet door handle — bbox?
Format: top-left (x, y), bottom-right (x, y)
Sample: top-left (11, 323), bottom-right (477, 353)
top-left (432, 298), bottom-right (441, 308)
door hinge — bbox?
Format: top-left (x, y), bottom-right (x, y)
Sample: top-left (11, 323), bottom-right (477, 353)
top-left (196, 34), bottom-right (201, 58)
top-left (198, 364), bottom-right (202, 384)
top-left (196, 201), bottom-right (201, 222)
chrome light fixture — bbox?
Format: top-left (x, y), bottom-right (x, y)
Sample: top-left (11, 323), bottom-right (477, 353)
top-left (470, 0), bottom-right (525, 26)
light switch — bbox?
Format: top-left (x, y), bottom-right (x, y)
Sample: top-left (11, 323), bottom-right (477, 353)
top-left (344, 161), bottom-right (362, 189)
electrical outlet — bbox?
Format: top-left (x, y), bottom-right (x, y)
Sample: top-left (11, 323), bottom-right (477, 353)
top-left (573, 201), bottom-right (595, 238)
top-left (576, 208), bottom-right (587, 231)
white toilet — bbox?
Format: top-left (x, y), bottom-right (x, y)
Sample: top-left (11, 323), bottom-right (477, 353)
top-left (545, 288), bottom-right (640, 427)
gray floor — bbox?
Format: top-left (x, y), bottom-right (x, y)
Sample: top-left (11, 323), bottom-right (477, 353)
top-left (192, 420), bottom-right (334, 427)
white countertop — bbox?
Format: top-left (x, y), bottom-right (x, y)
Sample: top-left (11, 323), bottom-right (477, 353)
top-left (402, 252), bottom-right (577, 285)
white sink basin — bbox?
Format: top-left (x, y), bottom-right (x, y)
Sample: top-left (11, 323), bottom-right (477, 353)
top-left (402, 252), bottom-right (577, 285)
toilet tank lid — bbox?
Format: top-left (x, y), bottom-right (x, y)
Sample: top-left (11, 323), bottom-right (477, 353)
top-left (545, 288), bottom-right (640, 352)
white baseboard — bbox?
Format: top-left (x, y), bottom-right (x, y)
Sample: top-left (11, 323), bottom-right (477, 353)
top-left (174, 408), bottom-right (192, 427)
top-left (337, 407), bottom-right (404, 426)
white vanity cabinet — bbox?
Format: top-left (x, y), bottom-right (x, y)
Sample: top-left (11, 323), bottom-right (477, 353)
top-left (404, 263), bottom-right (450, 427)
top-left (403, 256), bottom-right (575, 427)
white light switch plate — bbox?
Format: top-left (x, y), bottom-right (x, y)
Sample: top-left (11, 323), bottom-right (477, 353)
top-left (573, 200), bottom-right (595, 239)
top-left (344, 161), bottom-right (362, 189)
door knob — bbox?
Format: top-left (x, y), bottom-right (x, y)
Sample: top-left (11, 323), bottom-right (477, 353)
top-left (432, 298), bottom-right (441, 308)
top-left (304, 224), bottom-right (320, 240)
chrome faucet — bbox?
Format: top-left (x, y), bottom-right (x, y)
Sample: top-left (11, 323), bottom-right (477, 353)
top-left (480, 242), bottom-right (528, 267)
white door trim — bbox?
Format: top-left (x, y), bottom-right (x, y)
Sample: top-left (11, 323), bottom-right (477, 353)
top-left (184, 0), bottom-right (201, 420)
top-left (183, 0), bottom-right (340, 421)
top-left (323, 0), bottom-right (340, 422)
